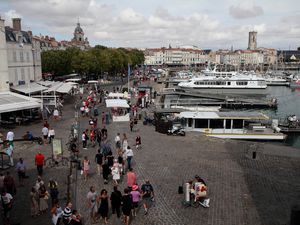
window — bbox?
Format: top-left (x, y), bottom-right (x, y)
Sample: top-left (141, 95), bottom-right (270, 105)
top-left (21, 68), bottom-right (25, 81)
top-left (20, 52), bottom-right (24, 62)
top-left (188, 118), bottom-right (193, 127)
top-left (14, 69), bottom-right (18, 82)
top-left (236, 81), bottom-right (248, 85)
top-left (195, 119), bottom-right (208, 128)
top-left (209, 119), bottom-right (224, 129)
top-left (225, 119), bottom-right (231, 129)
top-left (13, 51), bottom-right (17, 62)
top-left (26, 52), bottom-right (30, 62)
top-left (232, 119), bottom-right (243, 129)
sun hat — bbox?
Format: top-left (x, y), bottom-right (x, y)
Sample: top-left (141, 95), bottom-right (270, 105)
top-left (132, 185), bottom-right (139, 191)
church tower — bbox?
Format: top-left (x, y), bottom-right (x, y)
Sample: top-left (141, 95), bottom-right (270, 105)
top-left (73, 22), bottom-right (84, 43)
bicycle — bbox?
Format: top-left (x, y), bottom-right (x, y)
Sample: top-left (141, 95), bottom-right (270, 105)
top-left (45, 155), bottom-right (69, 168)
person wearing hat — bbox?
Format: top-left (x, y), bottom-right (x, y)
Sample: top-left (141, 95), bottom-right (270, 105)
top-left (130, 185), bottom-right (141, 217)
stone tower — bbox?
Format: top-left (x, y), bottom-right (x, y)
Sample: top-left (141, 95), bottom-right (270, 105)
top-left (73, 22), bottom-right (84, 43)
top-left (248, 31), bottom-right (257, 50)
top-left (0, 18), bottom-right (10, 91)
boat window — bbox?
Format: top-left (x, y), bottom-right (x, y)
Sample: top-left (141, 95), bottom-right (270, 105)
top-left (209, 119), bottom-right (224, 129)
top-left (188, 118), bottom-right (193, 127)
top-left (194, 119), bottom-right (208, 128)
top-left (227, 82), bottom-right (231, 85)
top-left (232, 119), bottom-right (243, 129)
top-left (225, 119), bottom-right (231, 129)
top-left (236, 81), bottom-right (248, 85)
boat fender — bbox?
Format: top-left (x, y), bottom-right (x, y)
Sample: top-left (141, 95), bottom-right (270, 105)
top-left (273, 126), bottom-right (281, 133)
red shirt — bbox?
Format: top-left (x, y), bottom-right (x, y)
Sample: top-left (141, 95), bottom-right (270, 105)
top-left (35, 153), bottom-right (45, 166)
top-left (127, 172), bottom-right (136, 187)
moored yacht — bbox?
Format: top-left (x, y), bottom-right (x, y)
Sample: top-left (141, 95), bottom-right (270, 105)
top-left (178, 71), bottom-right (267, 95)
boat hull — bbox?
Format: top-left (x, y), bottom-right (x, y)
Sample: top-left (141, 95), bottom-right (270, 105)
top-left (178, 86), bottom-right (267, 95)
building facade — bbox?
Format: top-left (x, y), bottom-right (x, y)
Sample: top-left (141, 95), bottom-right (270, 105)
top-left (35, 22), bottom-right (90, 52)
top-left (0, 18), bottom-right (42, 88)
top-left (144, 46), bottom-right (210, 66)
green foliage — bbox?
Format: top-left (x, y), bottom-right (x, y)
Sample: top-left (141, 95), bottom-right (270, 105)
top-left (41, 46), bottom-right (144, 78)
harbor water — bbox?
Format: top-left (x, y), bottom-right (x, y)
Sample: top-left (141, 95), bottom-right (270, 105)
top-left (263, 86), bottom-right (300, 148)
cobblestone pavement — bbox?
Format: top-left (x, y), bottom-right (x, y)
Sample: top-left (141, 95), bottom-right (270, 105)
top-left (1, 83), bottom-right (300, 225)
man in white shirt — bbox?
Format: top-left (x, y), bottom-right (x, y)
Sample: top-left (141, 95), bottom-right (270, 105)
top-left (114, 133), bottom-right (121, 149)
top-left (53, 108), bottom-right (59, 120)
top-left (1, 189), bottom-right (13, 222)
top-left (6, 131), bottom-right (14, 147)
top-left (42, 126), bottom-right (49, 144)
top-left (125, 146), bottom-right (134, 170)
top-left (48, 127), bottom-right (55, 144)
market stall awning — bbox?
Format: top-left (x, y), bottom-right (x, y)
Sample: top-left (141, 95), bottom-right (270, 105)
top-left (0, 92), bottom-right (41, 113)
top-left (105, 99), bottom-right (130, 108)
top-left (43, 82), bottom-right (63, 93)
top-left (56, 82), bottom-right (74, 94)
top-left (10, 83), bottom-right (48, 94)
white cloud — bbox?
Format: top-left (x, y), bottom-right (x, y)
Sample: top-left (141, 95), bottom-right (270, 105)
top-left (229, 3), bottom-right (264, 19)
top-left (1, 0), bottom-right (299, 49)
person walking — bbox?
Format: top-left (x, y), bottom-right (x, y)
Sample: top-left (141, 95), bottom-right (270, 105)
top-left (130, 120), bottom-right (134, 132)
top-left (141, 180), bottom-right (155, 215)
top-left (82, 131), bottom-right (87, 150)
top-left (87, 186), bottom-right (98, 224)
top-left (126, 146), bottom-right (134, 170)
top-left (3, 171), bottom-right (16, 196)
top-left (30, 186), bottom-right (40, 217)
top-left (115, 133), bottom-right (121, 149)
top-left (6, 130), bottom-right (14, 147)
top-left (95, 149), bottom-right (103, 176)
top-left (53, 108), bottom-right (60, 120)
top-left (102, 160), bottom-right (110, 184)
top-left (97, 189), bottom-right (109, 224)
top-left (122, 133), bottom-right (128, 151)
top-left (51, 199), bottom-right (63, 225)
top-left (121, 188), bottom-right (133, 225)
top-left (16, 158), bottom-right (26, 186)
top-left (110, 186), bottom-right (122, 218)
top-left (82, 156), bottom-right (90, 181)
top-left (38, 184), bottom-right (49, 214)
top-left (48, 179), bottom-right (59, 206)
top-left (126, 168), bottom-right (136, 191)
top-left (135, 135), bottom-right (141, 150)
top-left (1, 189), bottom-right (13, 225)
top-left (42, 125), bottom-right (49, 144)
top-left (35, 151), bottom-right (45, 176)
top-left (48, 127), bottom-right (55, 144)
top-left (131, 185), bottom-right (141, 217)
top-left (6, 143), bottom-right (14, 166)
top-left (111, 162), bottom-right (120, 185)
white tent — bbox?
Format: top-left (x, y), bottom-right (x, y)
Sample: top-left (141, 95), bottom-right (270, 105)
top-left (10, 83), bottom-right (48, 94)
top-left (105, 99), bottom-right (130, 108)
top-left (0, 92), bottom-right (41, 114)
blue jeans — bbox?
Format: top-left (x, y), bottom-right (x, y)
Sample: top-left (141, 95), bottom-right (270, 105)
top-left (127, 156), bottom-right (132, 169)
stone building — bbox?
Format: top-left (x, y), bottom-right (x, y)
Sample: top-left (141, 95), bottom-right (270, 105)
top-left (35, 21), bottom-right (90, 51)
top-left (144, 46), bottom-right (210, 66)
top-left (0, 17), bottom-right (42, 90)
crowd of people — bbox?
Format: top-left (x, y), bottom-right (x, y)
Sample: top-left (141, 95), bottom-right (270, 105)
top-left (0, 84), bottom-right (161, 225)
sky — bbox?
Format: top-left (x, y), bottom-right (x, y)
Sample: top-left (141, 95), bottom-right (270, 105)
top-left (0, 0), bottom-right (299, 50)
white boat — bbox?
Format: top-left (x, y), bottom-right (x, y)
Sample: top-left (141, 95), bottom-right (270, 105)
top-left (264, 76), bottom-right (289, 86)
top-left (179, 111), bottom-right (286, 141)
top-left (178, 71), bottom-right (267, 95)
